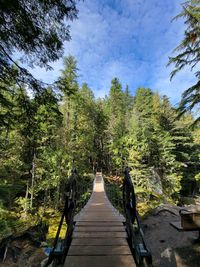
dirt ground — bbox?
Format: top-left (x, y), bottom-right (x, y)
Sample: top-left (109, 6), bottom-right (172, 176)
top-left (142, 205), bottom-right (200, 267)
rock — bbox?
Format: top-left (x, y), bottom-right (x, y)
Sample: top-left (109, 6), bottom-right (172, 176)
top-left (161, 247), bottom-right (173, 259)
top-left (152, 204), bottom-right (180, 216)
top-left (142, 204), bottom-right (199, 267)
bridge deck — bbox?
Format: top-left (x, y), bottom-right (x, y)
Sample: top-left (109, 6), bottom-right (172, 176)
top-left (64, 173), bottom-right (136, 267)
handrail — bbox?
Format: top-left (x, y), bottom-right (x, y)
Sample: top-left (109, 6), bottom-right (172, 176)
top-left (123, 167), bottom-right (153, 267)
top-left (45, 168), bottom-right (78, 267)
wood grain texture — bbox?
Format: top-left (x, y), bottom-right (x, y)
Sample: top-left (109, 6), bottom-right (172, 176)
top-left (64, 174), bottom-right (136, 267)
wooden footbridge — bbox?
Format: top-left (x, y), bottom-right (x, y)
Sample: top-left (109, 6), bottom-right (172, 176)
top-left (45, 170), bottom-right (152, 267)
top-left (65, 173), bottom-right (135, 267)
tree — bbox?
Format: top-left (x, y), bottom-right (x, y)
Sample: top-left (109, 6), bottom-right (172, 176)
top-left (58, 56), bottom-right (79, 96)
top-left (126, 89), bottom-right (196, 199)
top-left (106, 78), bottom-right (127, 173)
top-left (0, 0), bottom-right (79, 93)
top-left (31, 88), bottom-right (63, 209)
top-left (168, 0), bottom-right (200, 121)
top-left (57, 56), bottom-right (79, 174)
top-left (92, 99), bottom-right (108, 171)
top-left (72, 83), bottom-right (96, 171)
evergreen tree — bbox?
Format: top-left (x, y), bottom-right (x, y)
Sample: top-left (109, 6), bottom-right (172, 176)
top-left (126, 88), bottom-right (192, 199)
top-left (0, 0), bottom-right (79, 93)
top-left (168, 0), bottom-right (200, 120)
top-left (57, 56), bottom-right (79, 173)
top-left (1, 55), bottom-right (200, 236)
top-left (106, 78), bottom-right (127, 174)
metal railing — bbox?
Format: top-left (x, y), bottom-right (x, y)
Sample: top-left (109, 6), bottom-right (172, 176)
top-left (123, 167), bottom-right (153, 267)
top-left (45, 169), bottom-right (92, 267)
top-left (45, 167), bottom-right (152, 266)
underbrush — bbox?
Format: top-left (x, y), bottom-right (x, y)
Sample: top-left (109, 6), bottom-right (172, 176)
top-left (104, 174), bottom-right (179, 217)
top-left (0, 173), bottom-right (94, 245)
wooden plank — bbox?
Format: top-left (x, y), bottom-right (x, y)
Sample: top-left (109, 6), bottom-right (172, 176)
top-left (80, 212), bottom-right (120, 216)
top-left (77, 215), bottom-right (124, 219)
top-left (64, 174), bottom-right (136, 267)
top-left (80, 209), bottom-right (117, 216)
top-left (73, 231), bottom-right (127, 238)
top-left (180, 211), bottom-right (200, 229)
top-left (68, 245), bottom-right (132, 255)
top-left (79, 213), bottom-right (121, 217)
top-left (76, 218), bottom-right (125, 222)
top-left (64, 255), bottom-right (136, 267)
top-left (71, 238), bottom-right (128, 246)
top-left (78, 216), bottom-right (121, 220)
top-left (82, 209), bottom-right (116, 212)
top-left (74, 226), bottom-right (125, 232)
top-left (76, 221), bottom-right (124, 226)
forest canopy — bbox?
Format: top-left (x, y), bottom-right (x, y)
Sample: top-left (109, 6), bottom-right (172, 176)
top-left (0, 0), bottom-right (79, 93)
top-left (0, 0), bottom-right (200, 249)
top-left (169, 0), bottom-right (200, 122)
top-left (0, 56), bottom-right (199, 233)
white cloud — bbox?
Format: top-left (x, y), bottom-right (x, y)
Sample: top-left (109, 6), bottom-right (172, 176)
top-left (23, 0), bottom-right (193, 105)
top-left (152, 66), bottom-right (196, 106)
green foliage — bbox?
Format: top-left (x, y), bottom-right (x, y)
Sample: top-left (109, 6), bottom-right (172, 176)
top-left (103, 86), bottom-right (199, 200)
top-left (0, 0), bottom-right (79, 93)
top-left (0, 55), bottom-right (199, 239)
top-left (0, 200), bottom-right (13, 236)
top-left (103, 78), bottom-right (133, 173)
top-left (169, 0), bottom-right (200, 121)
top-left (58, 56), bottom-right (79, 96)
top-left (104, 177), bottom-right (123, 214)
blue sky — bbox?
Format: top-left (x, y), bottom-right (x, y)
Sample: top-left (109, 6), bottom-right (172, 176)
top-left (28, 0), bottom-right (196, 105)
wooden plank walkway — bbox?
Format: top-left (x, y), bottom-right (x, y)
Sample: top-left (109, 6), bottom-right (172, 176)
top-left (64, 173), bottom-right (136, 267)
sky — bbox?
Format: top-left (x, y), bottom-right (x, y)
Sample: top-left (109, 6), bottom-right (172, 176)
top-left (28, 0), bottom-right (196, 105)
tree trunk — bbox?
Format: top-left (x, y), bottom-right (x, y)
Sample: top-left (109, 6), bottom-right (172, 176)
top-left (24, 181), bottom-right (29, 215)
top-left (30, 153), bottom-right (36, 209)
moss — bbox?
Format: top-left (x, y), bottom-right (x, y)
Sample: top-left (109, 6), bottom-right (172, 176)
top-left (46, 214), bottom-right (67, 245)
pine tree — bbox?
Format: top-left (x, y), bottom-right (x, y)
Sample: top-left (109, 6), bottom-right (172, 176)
top-left (0, 0), bottom-right (79, 93)
top-left (55, 56), bottom-right (79, 179)
top-left (106, 78), bottom-right (127, 174)
top-left (126, 89), bottom-right (185, 198)
top-left (168, 0), bottom-right (200, 121)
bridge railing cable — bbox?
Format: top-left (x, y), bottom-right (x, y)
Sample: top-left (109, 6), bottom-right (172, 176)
top-left (123, 167), bottom-right (153, 267)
